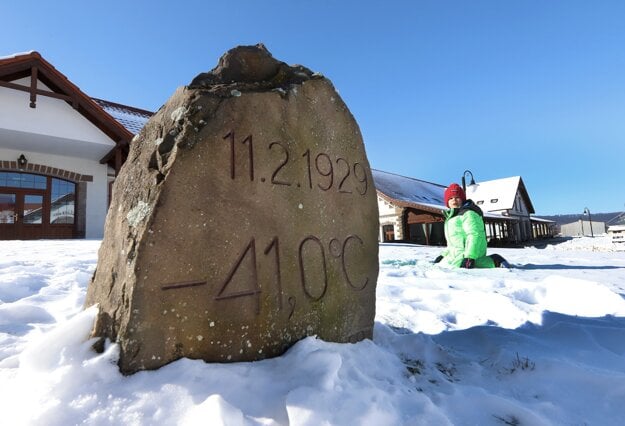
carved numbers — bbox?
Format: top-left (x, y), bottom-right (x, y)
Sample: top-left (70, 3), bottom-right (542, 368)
top-left (162, 280), bottom-right (207, 291)
top-left (223, 131), bottom-right (254, 181)
top-left (269, 142), bottom-right (290, 186)
top-left (223, 131), bottom-right (369, 195)
top-left (298, 236), bottom-right (328, 301)
top-left (352, 162), bottom-right (368, 195)
top-left (161, 129), bottom-right (372, 319)
top-left (214, 238), bottom-right (261, 314)
top-left (160, 235), bottom-right (370, 317)
top-left (263, 237), bottom-right (283, 309)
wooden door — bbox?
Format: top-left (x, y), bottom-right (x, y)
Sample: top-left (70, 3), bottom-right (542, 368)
top-left (0, 192), bottom-right (18, 239)
top-left (0, 191), bottom-right (44, 240)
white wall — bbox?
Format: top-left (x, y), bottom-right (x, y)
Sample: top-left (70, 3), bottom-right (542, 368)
top-left (0, 78), bottom-right (113, 147)
top-left (377, 195), bottom-right (403, 240)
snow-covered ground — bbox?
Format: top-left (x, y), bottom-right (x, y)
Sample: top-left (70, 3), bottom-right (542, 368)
top-left (1, 236), bottom-right (624, 425)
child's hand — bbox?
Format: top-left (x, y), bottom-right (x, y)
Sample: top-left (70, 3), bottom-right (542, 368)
top-left (460, 258), bottom-right (475, 269)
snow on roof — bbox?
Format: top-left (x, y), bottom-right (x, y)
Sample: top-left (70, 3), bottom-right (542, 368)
top-left (373, 170), bottom-right (526, 221)
top-left (530, 216), bottom-right (556, 223)
top-left (373, 169), bottom-right (446, 209)
top-left (0, 51), bottom-right (35, 60)
top-left (92, 98), bottom-right (153, 135)
top-left (465, 176), bottom-right (534, 213)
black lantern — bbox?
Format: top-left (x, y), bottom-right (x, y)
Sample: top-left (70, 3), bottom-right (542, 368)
top-left (583, 207), bottom-right (593, 237)
top-left (461, 170), bottom-right (476, 192)
top-left (17, 154), bottom-right (28, 169)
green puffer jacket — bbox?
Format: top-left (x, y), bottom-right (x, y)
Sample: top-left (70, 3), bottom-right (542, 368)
top-left (440, 200), bottom-right (495, 268)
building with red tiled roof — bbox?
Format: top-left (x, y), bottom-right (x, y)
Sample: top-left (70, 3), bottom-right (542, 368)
top-left (0, 51), bottom-right (152, 239)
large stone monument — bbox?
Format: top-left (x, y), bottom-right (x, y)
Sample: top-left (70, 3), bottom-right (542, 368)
top-left (85, 44), bottom-right (379, 374)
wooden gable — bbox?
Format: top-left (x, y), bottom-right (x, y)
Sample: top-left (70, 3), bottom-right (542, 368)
top-left (0, 51), bottom-right (133, 172)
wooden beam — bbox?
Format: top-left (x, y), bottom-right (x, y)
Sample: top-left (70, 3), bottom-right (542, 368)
top-left (0, 79), bottom-right (74, 103)
top-left (114, 147), bottom-right (122, 176)
top-left (406, 210), bottom-right (444, 224)
top-left (30, 66), bottom-right (38, 108)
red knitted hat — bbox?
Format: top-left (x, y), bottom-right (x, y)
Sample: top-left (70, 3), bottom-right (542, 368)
top-left (444, 183), bottom-right (465, 207)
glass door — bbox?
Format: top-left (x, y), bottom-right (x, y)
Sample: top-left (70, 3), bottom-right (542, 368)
top-left (0, 191), bottom-right (44, 240)
top-left (0, 192), bottom-right (17, 239)
top-left (20, 194), bottom-right (44, 239)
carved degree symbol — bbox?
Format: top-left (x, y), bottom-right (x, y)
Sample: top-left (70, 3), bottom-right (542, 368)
top-left (329, 238), bottom-right (342, 258)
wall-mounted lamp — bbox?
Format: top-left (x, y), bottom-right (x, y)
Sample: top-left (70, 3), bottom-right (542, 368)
top-left (461, 170), bottom-right (476, 192)
top-left (17, 154), bottom-right (28, 169)
top-left (583, 207), bottom-right (593, 237)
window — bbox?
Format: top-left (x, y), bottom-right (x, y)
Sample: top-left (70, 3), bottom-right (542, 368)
top-left (50, 178), bottom-right (76, 224)
top-left (382, 224), bottom-right (395, 242)
top-left (476, 200), bottom-right (484, 205)
top-left (0, 172), bottom-right (46, 189)
top-left (23, 195), bottom-right (43, 224)
top-left (0, 193), bottom-right (16, 223)
top-left (490, 198), bottom-right (499, 203)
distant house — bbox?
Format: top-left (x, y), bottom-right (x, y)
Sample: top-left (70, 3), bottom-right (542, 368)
top-left (374, 170), bottom-right (555, 245)
top-left (607, 225), bottom-right (625, 243)
top-left (606, 212), bottom-right (625, 243)
top-left (0, 52), bottom-right (151, 240)
top-left (464, 176), bottom-right (554, 244)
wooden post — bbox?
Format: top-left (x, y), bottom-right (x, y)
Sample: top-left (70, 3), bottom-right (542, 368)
top-left (29, 66), bottom-right (38, 108)
top-left (114, 146), bottom-right (122, 176)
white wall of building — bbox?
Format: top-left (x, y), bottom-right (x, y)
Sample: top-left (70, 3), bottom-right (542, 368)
top-left (377, 195), bottom-right (403, 241)
top-left (0, 78), bottom-right (113, 148)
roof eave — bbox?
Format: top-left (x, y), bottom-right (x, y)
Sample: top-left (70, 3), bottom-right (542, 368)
top-left (377, 190), bottom-right (444, 215)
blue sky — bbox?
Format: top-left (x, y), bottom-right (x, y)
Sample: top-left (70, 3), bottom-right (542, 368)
top-left (4, 0), bottom-right (625, 215)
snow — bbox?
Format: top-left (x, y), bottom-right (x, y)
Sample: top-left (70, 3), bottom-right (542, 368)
top-left (464, 176), bottom-right (524, 212)
top-left (1, 236), bottom-right (625, 425)
top-left (0, 51), bottom-right (35, 60)
top-left (92, 99), bottom-right (152, 135)
top-left (372, 169), bottom-right (446, 209)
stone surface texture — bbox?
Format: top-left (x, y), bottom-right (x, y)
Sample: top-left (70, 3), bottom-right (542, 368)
top-left (85, 44), bottom-right (379, 374)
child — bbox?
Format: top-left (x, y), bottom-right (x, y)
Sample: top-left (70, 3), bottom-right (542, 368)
top-left (433, 183), bottom-right (509, 268)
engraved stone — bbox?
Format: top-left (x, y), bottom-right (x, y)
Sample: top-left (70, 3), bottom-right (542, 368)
top-left (85, 44), bottom-right (379, 374)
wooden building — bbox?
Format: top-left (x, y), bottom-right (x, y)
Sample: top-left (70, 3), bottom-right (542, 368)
top-left (0, 52), bottom-right (151, 240)
top-left (374, 170), bottom-right (555, 246)
top-left (375, 170), bottom-right (447, 245)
